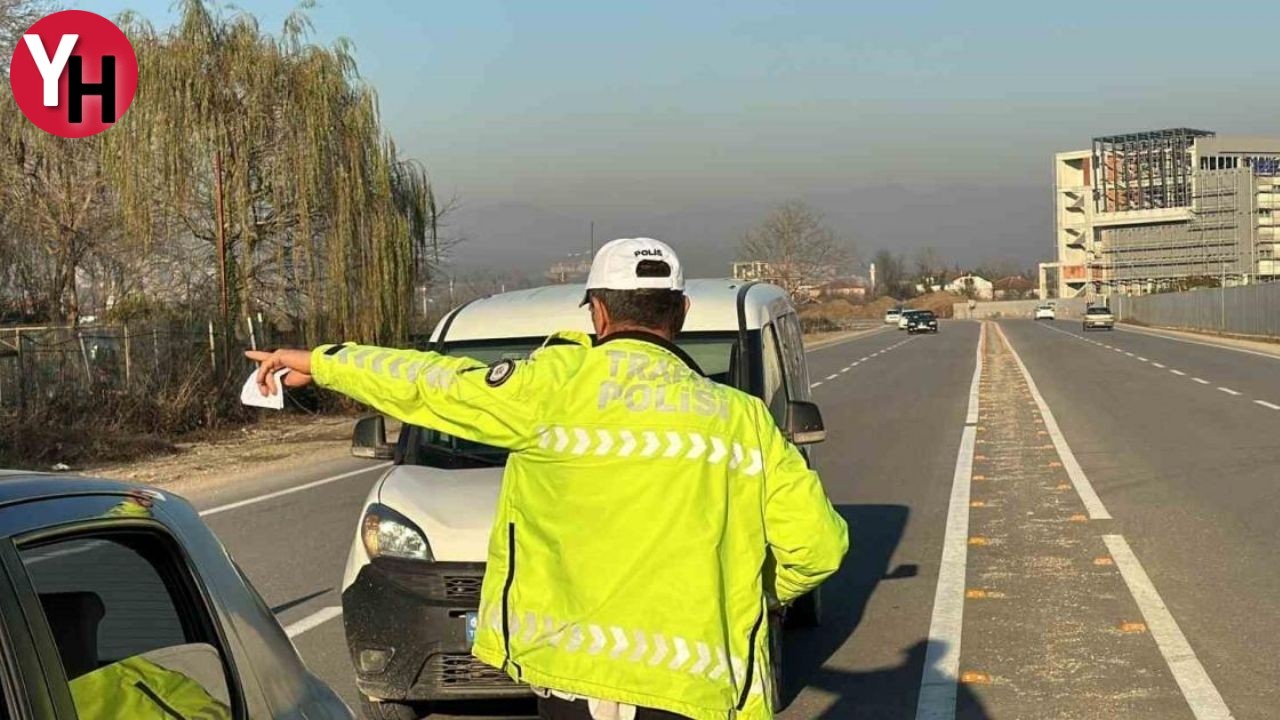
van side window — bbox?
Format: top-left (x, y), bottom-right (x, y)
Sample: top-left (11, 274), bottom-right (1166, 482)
top-left (19, 531), bottom-right (238, 719)
top-left (776, 313), bottom-right (810, 400)
top-left (760, 323), bottom-right (789, 424)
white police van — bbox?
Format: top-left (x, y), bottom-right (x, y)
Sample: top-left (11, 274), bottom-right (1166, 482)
top-left (342, 279), bottom-right (828, 719)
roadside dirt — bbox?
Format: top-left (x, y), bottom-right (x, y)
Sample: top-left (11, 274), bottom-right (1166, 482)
top-left (84, 412), bottom-right (362, 487)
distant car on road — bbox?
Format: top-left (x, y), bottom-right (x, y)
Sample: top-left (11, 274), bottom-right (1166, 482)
top-left (884, 307), bottom-right (903, 325)
top-left (1083, 305), bottom-right (1116, 331)
top-left (1034, 303), bottom-right (1057, 321)
top-left (897, 309), bottom-right (922, 330)
top-left (342, 280), bottom-right (829, 718)
top-left (0, 471), bottom-right (352, 720)
top-left (906, 310), bottom-right (939, 334)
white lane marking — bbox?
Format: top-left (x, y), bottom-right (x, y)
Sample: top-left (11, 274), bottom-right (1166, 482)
top-left (1192, 378), bottom-right (1210, 385)
top-left (1137, 356), bottom-right (1149, 362)
top-left (915, 322), bottom-right (984, 720)
top-left (1104, 536), bottom-right (1233, 720)
top-left (859, 357), bottom-right (869, 362)
top-left (805, 325), bottom-right (894, 352)
top-left (1171, 369), bottom-right (1187, 376)
top-left (840, 367), bottom-right (851, 373)
top-left (1124, 351), bottom-right (1135, 357)
top-left (1118, 324), bottom-right (1280, 362)
top-left (1153, 362), bottom-right (1167, 369)
top-left (825, 374), bottom-right (839, 381)
top-left (285, 605), bottom-right (343, 638)
top-left (810, 381), bottom-right (823, 388)
top-left (1113, 348), bottom-right (1124, 353)
top-left (1255, 400), bottom-right (1280, 410)
top-left (199, 462), bottom-right (392, 517)
top-left (993, 323), bottom-right (1111, 519)
top-left (1217, 387), bottom-right (1241, 396)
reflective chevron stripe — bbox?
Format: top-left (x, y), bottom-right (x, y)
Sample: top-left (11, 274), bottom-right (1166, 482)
top-left (478, 608), bottom-right (756, 690)
top-left (535, 427), bottom-right (764, 476)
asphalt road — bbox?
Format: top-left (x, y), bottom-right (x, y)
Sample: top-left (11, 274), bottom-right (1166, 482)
top-left (164, 319), bottom-right (1278, 719)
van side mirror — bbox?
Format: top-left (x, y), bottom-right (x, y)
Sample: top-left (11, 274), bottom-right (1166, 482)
top-left (352, 415), bottom-right (394, 459)
top-left (786, 401), bottom-right (826, 445)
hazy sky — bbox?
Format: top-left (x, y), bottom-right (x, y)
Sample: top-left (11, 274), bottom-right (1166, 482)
top-left (77, 0), bottom-right (1280, 273)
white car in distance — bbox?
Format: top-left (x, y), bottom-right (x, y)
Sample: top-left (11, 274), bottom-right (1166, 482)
top-left (1033, 303), bottom-right (1056, 321)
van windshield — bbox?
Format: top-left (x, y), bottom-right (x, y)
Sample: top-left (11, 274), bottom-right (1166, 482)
top-left (400, 332), bottom-right (741, 468)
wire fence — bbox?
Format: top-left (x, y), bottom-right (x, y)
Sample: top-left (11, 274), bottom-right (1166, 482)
top-left (0, 317), bottom-right (303, 415)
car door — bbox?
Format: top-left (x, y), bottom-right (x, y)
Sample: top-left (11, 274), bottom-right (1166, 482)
top-left (0, 495), bottom-right (248, 720)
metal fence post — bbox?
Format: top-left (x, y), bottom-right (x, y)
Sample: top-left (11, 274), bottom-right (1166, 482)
top-left (123, 324), bottom-right (132, 387)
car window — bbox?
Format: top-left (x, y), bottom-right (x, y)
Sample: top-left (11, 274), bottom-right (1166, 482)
top-left (19, 531), bottom-right (237, 719)
top-left (775, 313), bottom-right (810, 402)
top-left (760, 323), bottom-right (788, 424)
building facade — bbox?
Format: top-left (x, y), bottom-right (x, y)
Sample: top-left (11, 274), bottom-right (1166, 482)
top-left (1041, 129), bottom-right (1280, 298)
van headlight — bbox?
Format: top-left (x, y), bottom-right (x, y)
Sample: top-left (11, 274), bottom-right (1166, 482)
top-left (361, 504), bottom-right (433, 561)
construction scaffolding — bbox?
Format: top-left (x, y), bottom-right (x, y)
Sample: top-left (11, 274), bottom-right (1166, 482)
top-left (1092, 128), bottom-right (1214, 213)
top-left (1099, 169), bottom-right (1256, 290)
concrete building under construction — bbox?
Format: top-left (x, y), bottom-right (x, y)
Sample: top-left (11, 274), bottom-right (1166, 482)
top-left (1041, 128), bottom-right (1280, 298)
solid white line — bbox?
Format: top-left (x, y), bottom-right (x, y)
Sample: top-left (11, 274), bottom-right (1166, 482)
top-left (915, 322), bottom-right (984, 720)
top-left (1255, 400), bottom-right (1280, 410)
top-left (1193, 378), bottom-right (1210, 385)
top-left (993, 323), bottom-right (1111, 519)
top-left (1217, 387), bottom-right (1241, 396)
top-left (1118, 324), bottom-right (1280, 362)
top-left (199, 462), bottom-right (392, 517)
top-left (1103, 536), bottom-right (1233, 720)
top-left (285, 605), bottom-right (343, 638)
top-left (1171, 369), bottom-right (1187, 376)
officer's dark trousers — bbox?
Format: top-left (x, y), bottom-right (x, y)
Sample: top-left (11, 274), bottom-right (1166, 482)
top-left (537, 695), bottom-right (691, 719)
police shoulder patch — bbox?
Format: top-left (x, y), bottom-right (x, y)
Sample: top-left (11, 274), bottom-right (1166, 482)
top-left (485, 359), bottom-right (516, 387)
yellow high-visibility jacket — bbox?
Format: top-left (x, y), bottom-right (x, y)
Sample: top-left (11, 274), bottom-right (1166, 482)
top-left (312, 331), bottom-right (848, 720)
top-left (69, 656), bottom-right (231, 720)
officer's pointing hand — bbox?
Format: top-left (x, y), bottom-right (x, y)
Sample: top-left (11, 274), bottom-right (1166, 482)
top-left (244, 349), bottom-right (314, 395)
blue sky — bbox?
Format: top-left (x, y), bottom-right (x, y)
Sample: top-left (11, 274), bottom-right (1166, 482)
top-left (77, 0), bottom-right (1280, 271)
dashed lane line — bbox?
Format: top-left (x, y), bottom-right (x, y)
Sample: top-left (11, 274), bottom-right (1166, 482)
top-left (199, 462), bottom-right (392, 517)
top-left (285, 606), bottom-right (344, 639)
top-left (1039, 320), bottom-right (1280, 419)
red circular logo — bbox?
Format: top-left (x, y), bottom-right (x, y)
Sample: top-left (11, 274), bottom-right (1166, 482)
top-left (8, 10), bottom-right (138, 138)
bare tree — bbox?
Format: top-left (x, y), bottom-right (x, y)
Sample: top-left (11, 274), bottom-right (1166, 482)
top-left (872, 249), bottom-right (908, 299)
top-left (739, 200), bottom-right (852, 297)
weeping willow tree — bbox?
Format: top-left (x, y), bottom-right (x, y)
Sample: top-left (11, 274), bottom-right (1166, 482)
top-left (103, 0), bottom-right (436, 345)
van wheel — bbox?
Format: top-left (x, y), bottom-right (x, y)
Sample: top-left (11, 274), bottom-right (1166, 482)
top-left (360, 696), bottom-right (424, 720)
top-left (786, 588), bottom-right (822, 628)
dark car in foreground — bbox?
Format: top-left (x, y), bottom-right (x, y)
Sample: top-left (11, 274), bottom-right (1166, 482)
top-left (906, 310), bottom-right (939, 334)
top-left (0, 470), bottom-right (352, 720)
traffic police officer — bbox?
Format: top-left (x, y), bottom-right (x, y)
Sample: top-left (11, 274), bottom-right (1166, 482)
top-left (246, 238), bottom-right (849, 719)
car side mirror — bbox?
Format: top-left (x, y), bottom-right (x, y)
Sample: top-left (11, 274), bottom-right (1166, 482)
top-left (786, 401), bottom-right (826, 445)
top-left (352, 415), bottom-right (394, 459)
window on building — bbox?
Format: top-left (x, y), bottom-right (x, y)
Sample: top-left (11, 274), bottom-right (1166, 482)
top-left (19, 532), bottom-right (238, 718)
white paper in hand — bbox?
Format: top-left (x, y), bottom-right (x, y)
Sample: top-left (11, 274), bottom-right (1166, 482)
top-left (240, 368), bottom-right (290, 410)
